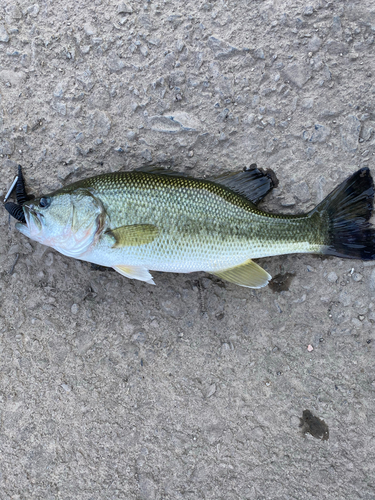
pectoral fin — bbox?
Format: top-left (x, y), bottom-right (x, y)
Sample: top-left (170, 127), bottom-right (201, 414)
top-left (106, 224), bottom-right (158, 248)
top-left (212, 259), bottom-right (271, 288)
top-left (113, 265), bottom-right (155, 284)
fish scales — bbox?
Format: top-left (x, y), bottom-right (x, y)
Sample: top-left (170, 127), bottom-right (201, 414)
top-left (58, 171), bottom-right (325, 273)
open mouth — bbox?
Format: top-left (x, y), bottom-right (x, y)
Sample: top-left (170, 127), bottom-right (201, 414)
top-left (4, 202), bottom-right (43, 241)
top-left (24, 205), bottom-right (43, 230)
top-left (13, 205), bottom-right (44, 240)
top-left (4, 202), bottom-right (42, 231)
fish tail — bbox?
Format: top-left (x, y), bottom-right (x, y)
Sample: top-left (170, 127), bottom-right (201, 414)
top-left (312, 167), bottom-right (375, 260)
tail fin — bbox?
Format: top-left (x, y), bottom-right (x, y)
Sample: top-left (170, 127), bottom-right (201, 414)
top-left (314, 167), bottom-right (375, 260)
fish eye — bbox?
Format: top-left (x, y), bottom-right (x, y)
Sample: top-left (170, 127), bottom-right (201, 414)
top-left (39, 197), bottom-right (51, 208)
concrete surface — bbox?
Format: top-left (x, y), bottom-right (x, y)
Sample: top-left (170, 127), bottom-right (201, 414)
top-left (1, 0), bottom-right (375, 499)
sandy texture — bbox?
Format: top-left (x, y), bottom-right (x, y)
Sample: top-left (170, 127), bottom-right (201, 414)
top-left (1, 1), bottom-right (375, 499)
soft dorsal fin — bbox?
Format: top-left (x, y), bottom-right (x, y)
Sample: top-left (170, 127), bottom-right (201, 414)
top-left (211, 259), bottom-right (271, 288)
top-left (135, 164), bottom-right (276, 205)
top-left (106, 224), bottom-right (159, 248)
top-left (209, 166), bottom-right (276, 205)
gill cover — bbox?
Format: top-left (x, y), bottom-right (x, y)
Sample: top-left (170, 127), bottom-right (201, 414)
top-left (56, 188), bottom-right (106, 257)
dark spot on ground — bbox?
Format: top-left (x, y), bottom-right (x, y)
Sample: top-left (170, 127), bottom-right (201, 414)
top-left (299, 410), bottom-right (329, 441)
top-left (269, 272), bottom-right (294, 292)
top-left (90, 263), bottom-right (112, 272)
top-left (263, 167), bottom-right (279, 189)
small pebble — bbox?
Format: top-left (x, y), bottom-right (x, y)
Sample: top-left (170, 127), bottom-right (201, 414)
top-left (369, 269), bottom-right (375, 291)
top-left (307, 344), bottom-right (314, 352)
top-left (27, 4), bottom-right (40, 18)
top-left (71, 303), bottom-right (79, 315)
top-left (44, 253), bottom-right (54, 266)
top-left (327, 271), bottom-right (338, 283)
top-left (290, 415), bottom-right (300, 426)
top-left (132, 331), bottom-right (147, 343)
top-left (117, 2), bottom-right (133, 14)
top-left (84, 24), bottom-right (97, 36)
top-left (206, 383), bottom-right (216, 398)
top-left (351, 318), bottom-right (362, 328)
top-left (140, 45), bottom-right (148, 57)
top-left (0, 24), bottom-right (10, 43)
top-left (341, 115), bottom-right (361, 152)
top-left (352, 273), bottom-right (363, 282)
top-left (127, 131), bottom-right (137, 140)
top-left (309, 124), bottom-right (331, 143)
top-left (293, 181), bottom-right (310, 203)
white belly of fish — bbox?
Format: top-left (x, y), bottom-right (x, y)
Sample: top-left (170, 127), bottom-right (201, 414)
top-left (66, 233), bottom-right (318, 274)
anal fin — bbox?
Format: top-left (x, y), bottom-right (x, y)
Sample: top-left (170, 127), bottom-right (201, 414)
top-left (113, 265), bottom-right (155, 285)
top-left (211, 259), bottom-right (271, 288)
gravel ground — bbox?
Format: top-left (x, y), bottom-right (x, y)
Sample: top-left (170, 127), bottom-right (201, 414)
top-left (1, 1), bottom-right (375, 499)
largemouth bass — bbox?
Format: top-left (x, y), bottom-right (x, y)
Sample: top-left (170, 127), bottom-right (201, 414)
top-left (4, 165), bottom-right (375, 288)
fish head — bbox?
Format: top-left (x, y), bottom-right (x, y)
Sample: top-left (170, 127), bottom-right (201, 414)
top-left (16, 188), bottom-right (105, 257)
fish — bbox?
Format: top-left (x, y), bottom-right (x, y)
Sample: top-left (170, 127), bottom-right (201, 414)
top-left (4, 164), bottom-right (375, 288)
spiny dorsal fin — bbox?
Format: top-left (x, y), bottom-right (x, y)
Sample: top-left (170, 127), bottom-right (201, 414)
top-left (209, 166), bottom-right (276, 205)
top-left (113, 265), bottom-right (155, 284)
top-left (106, 224), bottom-right (159, 248)
top-left (212, 259), bottom-right (272, 288)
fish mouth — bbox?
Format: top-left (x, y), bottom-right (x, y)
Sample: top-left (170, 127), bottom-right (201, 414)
top-left (15, 205), bottom-right (43, 238)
